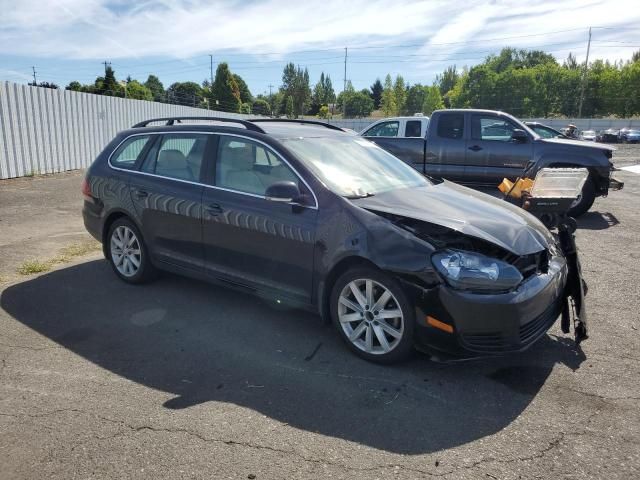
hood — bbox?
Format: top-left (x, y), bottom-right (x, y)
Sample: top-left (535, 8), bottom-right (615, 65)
top-left (540, 137), bottom-right (616, 151)
top-left (352, 181), bottom-right (554, 256)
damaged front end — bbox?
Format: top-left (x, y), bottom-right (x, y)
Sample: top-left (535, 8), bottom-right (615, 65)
top-left (370, 209), bottom-right (588, 357)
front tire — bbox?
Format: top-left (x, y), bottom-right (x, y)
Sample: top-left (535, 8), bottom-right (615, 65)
top-left (106, 217), bottom-right (158, 284)
top-left (567, 178), bottom-right (596, 218)
top-left (330, 267), bottom-right (415, 364)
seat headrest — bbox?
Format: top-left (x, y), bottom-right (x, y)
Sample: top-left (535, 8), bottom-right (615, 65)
top-left (158, 149), bottom-right (187, 168)
top-left (228, 146), bottom-right (255, 171)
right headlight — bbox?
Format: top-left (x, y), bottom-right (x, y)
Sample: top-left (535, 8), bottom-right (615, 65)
top-left (432, 249), bottom-right (523, 293)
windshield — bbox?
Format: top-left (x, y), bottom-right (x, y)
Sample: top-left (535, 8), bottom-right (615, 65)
top-left (281, 136), bottom-right (430, 197)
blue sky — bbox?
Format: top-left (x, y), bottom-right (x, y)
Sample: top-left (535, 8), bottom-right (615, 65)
top-left (1, 0), bottom-right (640, 97)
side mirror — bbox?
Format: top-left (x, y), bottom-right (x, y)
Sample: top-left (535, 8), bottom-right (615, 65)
top-left (511, 129), bottom-right (529, 143)
top-left (265, 181), bottom-right (301, 203)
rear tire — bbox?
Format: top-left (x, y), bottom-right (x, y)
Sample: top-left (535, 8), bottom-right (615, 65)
top-left (106, 217), bottom-right (158, 284)
top-left (330, 267), bottom-right (415, 364)
top-left (567, 178), bottom-right (596, 218)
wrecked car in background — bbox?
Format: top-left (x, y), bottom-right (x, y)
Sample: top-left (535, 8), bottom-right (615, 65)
top-left (83, 117), bottom-right (587, 364)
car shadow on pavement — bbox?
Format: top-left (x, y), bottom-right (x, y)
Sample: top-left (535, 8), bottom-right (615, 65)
top-left (578, 211), bottom-right (620, 230)
top-left (0, 260), bottom-right (586, 455)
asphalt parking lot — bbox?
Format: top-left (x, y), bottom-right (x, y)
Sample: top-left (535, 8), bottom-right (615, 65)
top-left (1, 146), bottom-right (639, 479)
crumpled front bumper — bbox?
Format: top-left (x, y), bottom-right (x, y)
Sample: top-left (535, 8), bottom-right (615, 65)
top-left (404, 230), bottom-right (587, 360)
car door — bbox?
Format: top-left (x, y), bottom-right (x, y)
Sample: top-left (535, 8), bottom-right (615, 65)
top-left (424, 112), bottom-right (468, 182)
top-left (201, 134), bottom-right (318, 303)
top-left (129, 132), bottom-right (209, 271)
top-left (465, 114), bottom-right (533, 185)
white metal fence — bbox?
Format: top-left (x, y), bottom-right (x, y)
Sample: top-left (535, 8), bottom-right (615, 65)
top-left (2, 79), bottom-right (640, 180)
top-left (0, 81), bottom-right (252, 179)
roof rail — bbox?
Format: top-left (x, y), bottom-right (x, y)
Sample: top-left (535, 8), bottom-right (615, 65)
top-left (249, 118), bottom-right (345, 132)
top-left (132, 116), bottom-right (266, 133)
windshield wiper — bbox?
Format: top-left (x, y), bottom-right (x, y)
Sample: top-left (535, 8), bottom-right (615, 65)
top-left (345, 192), bottom-right (375, 199)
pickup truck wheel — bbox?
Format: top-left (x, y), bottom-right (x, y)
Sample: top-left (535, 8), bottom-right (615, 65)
top-left (330, 267), bottom-right (415, 364)
top-left (567, 178), bottom-right (596, 217)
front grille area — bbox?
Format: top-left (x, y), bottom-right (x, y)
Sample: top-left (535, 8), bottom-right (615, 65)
top-left (460, 299), bottom-right (562, 353)
top-left (508, 249), bottom-right (550, 279)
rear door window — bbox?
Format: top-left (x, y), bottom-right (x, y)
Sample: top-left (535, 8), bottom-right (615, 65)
top-left (362, 121), bottom-right (400, 137)
top-left (405, 120), bottom-right (422, 137)
top-left (436, 114), bottom-right (464, 139)
top-left (111, 135), bottom-right (151, 169)
top-left (141, 133), bottom-right (209, 182)
top-left (472, 115), bottom-right (518, 142)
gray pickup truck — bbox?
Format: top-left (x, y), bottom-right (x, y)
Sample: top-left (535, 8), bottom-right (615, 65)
top-left (361, 109), bottom-right (621, 216)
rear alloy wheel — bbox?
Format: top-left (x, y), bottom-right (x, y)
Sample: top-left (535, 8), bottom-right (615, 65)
top-left (107, 218), bottom-right (157, 284)
top-left (331, 268), bottom-right (414, 363)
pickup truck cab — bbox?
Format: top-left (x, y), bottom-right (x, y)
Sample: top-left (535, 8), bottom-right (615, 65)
top-left (361, 116), bottom-right (430, 139)
top-left (362, 109), bottom-right (619, 216)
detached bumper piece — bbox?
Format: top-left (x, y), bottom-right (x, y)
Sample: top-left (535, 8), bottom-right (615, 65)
top-left (558, 224), bottom-right (588, 344)
top-left (609, 177), bottom-right (624, 191)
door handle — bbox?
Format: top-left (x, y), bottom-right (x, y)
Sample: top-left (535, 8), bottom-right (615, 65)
top-left (468, 145), bottom-right (483, 152)
top-left (134, 189), bottom-right (149, 199)
top-left (205, 203), bottom-right (223, 216)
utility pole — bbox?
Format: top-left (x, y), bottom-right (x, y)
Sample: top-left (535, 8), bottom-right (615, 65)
top-left (209, 54), bottom-right (214, 86)
top-left (578, 27), bottom-right (592, 118)
top-left (343, 47), bottom-right (348, 113)
top-left (101, 61), bottom-right (111, 75)
top-left (267, 84), bottom-right (274, 117)
top-left (31, 66), bottom-right (37, 86)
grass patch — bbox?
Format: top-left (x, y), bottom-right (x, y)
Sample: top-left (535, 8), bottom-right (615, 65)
top-left (17, 260), bottom-right (53, 275)
top-left (17, 240), bottom-right (101, 276)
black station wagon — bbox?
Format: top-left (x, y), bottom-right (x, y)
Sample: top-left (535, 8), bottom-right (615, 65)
top-left (82, 117), bottom-right (587, 363)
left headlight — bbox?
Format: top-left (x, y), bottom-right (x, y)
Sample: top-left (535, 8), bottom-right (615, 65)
top-left (432, 249), bottom-right (523, 293)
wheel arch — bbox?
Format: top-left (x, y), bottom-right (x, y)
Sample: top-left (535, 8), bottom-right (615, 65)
top-left (318, 255), bottom-right (381, 324)
top-left (101, 210), bottom-right (141, 258)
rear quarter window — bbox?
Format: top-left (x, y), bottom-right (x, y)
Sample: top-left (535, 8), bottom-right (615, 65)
top-left (110, 135), bottom-right (151, 169)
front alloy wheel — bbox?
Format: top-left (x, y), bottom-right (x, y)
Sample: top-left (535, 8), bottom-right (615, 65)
top-left (331, 268), bottom-right (414, 363)
top-left (338, 279), bottom-right (404, 355)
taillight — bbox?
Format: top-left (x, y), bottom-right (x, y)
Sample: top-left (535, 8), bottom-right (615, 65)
top-left (81, 178), bottom-right (92, 200)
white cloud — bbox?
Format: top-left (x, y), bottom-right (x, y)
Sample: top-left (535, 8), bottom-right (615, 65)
top-left (1, 0), bottom-right (639, 88)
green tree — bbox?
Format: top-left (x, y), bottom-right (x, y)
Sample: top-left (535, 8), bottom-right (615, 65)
top-left (422, 86), bottom-right (444, 114)
top-left (369, 78), bottom-right (383, 109)
top-left (380, 74), bottom-right (397, 116)
top-left (233, 74), bottom-right (253, 104)
top-left (211, 63), bottom-right (241, 112)
top-left (285, 96), bottom-right (294, 118)
top-left (318, 105), bottom-right (330, 119)
top-left (393, 75), bottom-right (406, 115)
top-left (252, 98), bottom-right (271, 116)
top-left (167, 81), bottom-right (204, 106)
top-left (125, 80), bottom-right (153, 101)
top-left (280, 63), bottom-right (311, 117)
top-left (100, 66), bottom-right (120, 96)
top-left (144, 75), bottom-right (165, 102)
top-left (404, 84), bottom-right (427, 115)
top-left (66, 81), bottom-right (83, 91)
top-left (310, 72), bottom-right (335, 114)
top-left (436, 65), bottom-right (459, 96)
top-left (343, 90), bottom-right (374, 118)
